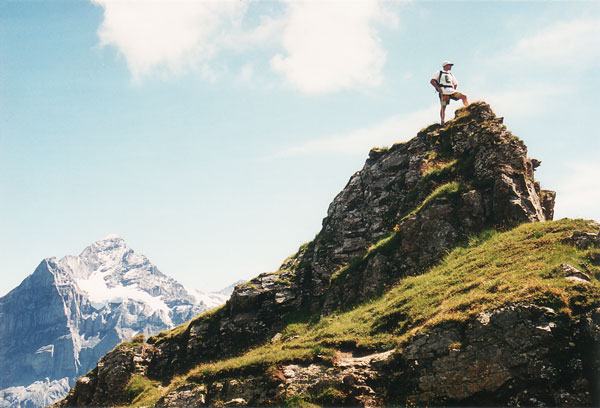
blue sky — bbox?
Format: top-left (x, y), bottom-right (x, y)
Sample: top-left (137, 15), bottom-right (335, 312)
top-left (1, 0), bottom-right (599, 296)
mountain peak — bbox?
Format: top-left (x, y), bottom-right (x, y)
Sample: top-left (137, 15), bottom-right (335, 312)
top-left (86, 234), bottom-right (127, 254)
top-left (100, 233), bottom-right (123, 241)
top-left (75, 235), bottom-right (130, 273)
top-left (1, 233), bottom-right (234, 407)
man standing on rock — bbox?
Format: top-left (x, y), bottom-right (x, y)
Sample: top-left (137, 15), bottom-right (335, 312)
top-left (430, 61), bottom-right (469, 124)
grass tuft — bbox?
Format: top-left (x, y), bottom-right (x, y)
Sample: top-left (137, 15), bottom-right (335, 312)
top-left (124, 374), bottom-right (162, 406)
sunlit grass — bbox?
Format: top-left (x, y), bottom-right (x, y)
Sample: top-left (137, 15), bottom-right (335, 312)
top-left (153, 218), bottom-right (599, 399)
top-left (124, 374), bottom-right (162, 407)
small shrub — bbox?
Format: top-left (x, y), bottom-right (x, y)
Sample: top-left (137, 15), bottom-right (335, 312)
top-left (532, 231), bottom-right (544, 239)
top-left (282, 393), bottom-right (318, 407)
top-left (466, 229), bottom-right (497, 248)
top-left (314, 386), bottom-right (347, 406)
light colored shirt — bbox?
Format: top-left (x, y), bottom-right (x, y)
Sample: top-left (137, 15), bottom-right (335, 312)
top-left (432, 70), bottom-right (458, 95)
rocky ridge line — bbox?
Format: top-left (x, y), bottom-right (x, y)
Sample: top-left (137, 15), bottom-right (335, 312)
top-left (57, 102), bottom-right (560, 406)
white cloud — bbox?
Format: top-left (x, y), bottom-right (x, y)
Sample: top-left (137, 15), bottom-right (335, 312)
top-left (221, 14), bottom-right (287, 51)
top-left (501, 17), bottom-right (600, 68)
top-left (553, 162), bottom-right (600, 221)
top-left (91, 0), bottom-right (399, 91)
top-left (270, 0), bottom-right (397, 94)
top-left (275, 103), bottom-right (448, 156)
top-left (91, 0), bottom-right (247, 80)
top-left (237, 63), bottom-right (254, 83)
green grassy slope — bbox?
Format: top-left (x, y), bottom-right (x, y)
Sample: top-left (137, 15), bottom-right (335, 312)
top-left (126, 218), bottom-right (600, 407)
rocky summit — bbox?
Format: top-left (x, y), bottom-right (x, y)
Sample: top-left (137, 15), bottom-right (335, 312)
top-left (56, 103), bottom-right (600, 407)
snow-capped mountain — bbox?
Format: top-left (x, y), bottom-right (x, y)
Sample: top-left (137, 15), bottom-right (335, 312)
top-left (191, 280), bottom-right (246, 310)
top-left (0, 235), bottom-right (239, 408)
top-left (0, 379), bottom-right (70, 408)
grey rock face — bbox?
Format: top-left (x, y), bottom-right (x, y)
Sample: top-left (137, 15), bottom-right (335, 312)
top-left (385, 304), bottom-right (599, 407)
top-left (0, 260), bottom-right (81, 389)
top-left (0, 236), bottom-right (231, 407)
top-left (562, 230), bottom-right (600, 249)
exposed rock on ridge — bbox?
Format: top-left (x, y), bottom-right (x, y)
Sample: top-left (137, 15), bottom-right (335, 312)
top-left (125, 303), bottom-right (599, 407)
top-left (384, 303), bottom-right (600, 406)
top-left (57, 102), bottom-right (561, 407)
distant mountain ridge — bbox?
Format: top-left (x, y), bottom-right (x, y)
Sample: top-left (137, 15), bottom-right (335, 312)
top-left (0, 236), bottom-right (240, 408)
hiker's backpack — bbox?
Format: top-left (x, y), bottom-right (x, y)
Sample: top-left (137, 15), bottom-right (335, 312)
top-left (435, 70), bottom-right (454, 91)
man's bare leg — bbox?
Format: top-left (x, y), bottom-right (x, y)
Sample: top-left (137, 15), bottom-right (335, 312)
top-left (440, 104), bottom-right (446, 124)
top-left (460, 94), bottom-right (469, 106)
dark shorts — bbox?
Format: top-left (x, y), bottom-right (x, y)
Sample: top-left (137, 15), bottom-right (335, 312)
top-left (439, 91), bottom-right (464, 106)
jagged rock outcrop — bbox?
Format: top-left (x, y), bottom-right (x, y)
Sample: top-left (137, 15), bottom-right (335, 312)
top-left (384, 304), bottom-right (600, 406)
top-left (57, 102), bottom-right (563, 407)
top-left (60, 339), bottom-right (155, 406)
top-left (0, 236), bottom-right (234, 408)
top-left (155, 349), bottom-right (396, 407)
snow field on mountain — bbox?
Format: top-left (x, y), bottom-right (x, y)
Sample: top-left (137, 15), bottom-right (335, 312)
top-left (76, 271), bottom-right (173, 322)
